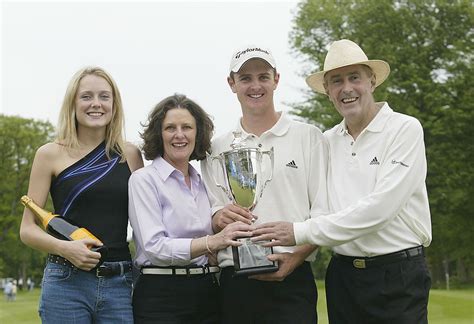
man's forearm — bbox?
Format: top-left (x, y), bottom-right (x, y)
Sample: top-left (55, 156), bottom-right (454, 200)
top-left (292, 244), bottom-right (318, 264)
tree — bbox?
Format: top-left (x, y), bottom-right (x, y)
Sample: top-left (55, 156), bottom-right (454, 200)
top-left (0, 115), bottom-right (55, 283)
top-left (289, 0), bottom-right (474, 286)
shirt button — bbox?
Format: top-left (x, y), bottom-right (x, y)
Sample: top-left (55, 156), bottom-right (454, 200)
top-left (350, 142), bottom-right (354, 146)
top-left (258, 144), bottom-right (262, 148)
top-left (352, 152), bottom-right (356, 156)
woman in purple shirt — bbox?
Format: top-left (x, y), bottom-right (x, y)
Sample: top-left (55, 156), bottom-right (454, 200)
top-left (129, 94), bottom-right (251, 323)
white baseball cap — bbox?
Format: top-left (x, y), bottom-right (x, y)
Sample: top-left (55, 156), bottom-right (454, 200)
top-left (229, 45), bottom-right (276, 73)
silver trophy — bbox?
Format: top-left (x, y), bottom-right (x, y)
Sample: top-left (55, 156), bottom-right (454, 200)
top-left (211, 131), bottom-right (278, 276)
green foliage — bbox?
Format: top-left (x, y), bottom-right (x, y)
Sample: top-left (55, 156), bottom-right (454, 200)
top-left (290, 0), bottom-right (474, 284)
top-left (0, 115), bottom-right (55, 280)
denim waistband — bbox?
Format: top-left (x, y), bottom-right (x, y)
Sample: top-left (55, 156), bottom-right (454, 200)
top-left (47, 254), bottom-right (132, 277)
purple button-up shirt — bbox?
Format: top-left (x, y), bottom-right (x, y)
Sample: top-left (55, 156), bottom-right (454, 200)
top-left (128, 157), bottom-right (213, 267)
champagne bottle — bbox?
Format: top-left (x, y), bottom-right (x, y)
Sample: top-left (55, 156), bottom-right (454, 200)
top-left (20, 195), bottom-right (107, 259)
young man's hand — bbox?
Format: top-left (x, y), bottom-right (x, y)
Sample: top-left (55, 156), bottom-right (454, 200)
top-left (212, 204), bottom-right (255, 232)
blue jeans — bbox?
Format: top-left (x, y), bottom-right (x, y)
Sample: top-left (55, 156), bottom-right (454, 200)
top-left (39, 261), bottom-right (133, 324)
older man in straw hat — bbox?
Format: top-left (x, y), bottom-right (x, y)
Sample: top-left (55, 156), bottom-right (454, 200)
top-left (252, 39), bottom-right (432, 323)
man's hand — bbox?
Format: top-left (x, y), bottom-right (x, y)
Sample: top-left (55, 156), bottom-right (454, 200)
top-left (249, 244), bottom-right (317, 282)
top-left (212, 204), bottom-right (254, 232)
top-left (249, 252), bottom-right (302, 282)
top-left (251, 221), bottom-right (296, 246)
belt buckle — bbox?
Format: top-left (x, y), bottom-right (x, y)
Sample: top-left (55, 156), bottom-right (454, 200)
top-left (96, 265), bottom-right (108, 277)
top-left (353, 259), bottom-right (366, 269)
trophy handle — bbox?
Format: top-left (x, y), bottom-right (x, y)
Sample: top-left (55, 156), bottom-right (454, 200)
top-left (258, 147), bottom-right (274, 198)
top-left (210, 154), bottom-right (234, 202)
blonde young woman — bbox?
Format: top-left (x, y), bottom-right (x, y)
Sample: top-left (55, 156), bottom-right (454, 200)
top-left (20, 66), bottom-right (143, 323)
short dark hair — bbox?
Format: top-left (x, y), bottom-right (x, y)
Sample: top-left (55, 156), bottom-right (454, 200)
top-left (141, 94), bottom-right (214, 161)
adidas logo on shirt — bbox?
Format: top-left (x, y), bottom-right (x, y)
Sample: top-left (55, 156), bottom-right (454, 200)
top-left (369, 157), bottom-right (380, 165)
top-left (286, 160), bottom-right (298, 168)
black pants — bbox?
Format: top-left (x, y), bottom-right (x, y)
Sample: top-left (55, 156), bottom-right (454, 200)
top-left (326, 253), bottom-right (431, 324)
top-left (133, 273), bottom-right (220, 324)
top-left (219, 261), bottom-right (317, 324)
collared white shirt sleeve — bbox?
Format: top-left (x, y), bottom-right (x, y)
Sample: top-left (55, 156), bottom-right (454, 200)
top-left (294, 103), bottom-right (431, 255)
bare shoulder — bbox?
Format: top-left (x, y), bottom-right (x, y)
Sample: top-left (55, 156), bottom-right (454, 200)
top-left (28, 142), bottom-right (66, 185)
top-left (35, 142), bottom-right (65, 161)
top-left (124, 142), bottom-right (144, 172)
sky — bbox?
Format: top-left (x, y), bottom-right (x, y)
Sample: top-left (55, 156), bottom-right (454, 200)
top-left (1, 0), bottom-right (313, 149)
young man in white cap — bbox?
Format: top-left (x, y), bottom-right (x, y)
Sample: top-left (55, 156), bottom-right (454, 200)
top-left (252, 39), bottom-right (432, 323)
top-left (201, 46), bottom-right (328, 323)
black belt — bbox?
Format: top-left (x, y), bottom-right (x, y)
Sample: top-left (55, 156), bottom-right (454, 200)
top-left (141, 265), bottom-right (220, 276)
top-left (333, 246), bottom-right (424, 269)
top-left (47, 254), bottom-right (132, 277)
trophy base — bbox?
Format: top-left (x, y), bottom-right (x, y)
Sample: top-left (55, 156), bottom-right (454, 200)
top-left (232, 238), bottom-right (279, 277)
top-left (232, 264), bottom-right (279, 277)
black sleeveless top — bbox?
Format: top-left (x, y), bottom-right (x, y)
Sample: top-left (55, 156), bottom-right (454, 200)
top-left (50, 142), bottom-right (131, 261)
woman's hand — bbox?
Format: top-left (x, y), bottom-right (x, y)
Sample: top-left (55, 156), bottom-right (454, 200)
top-left (208, 221), bottom-right (252, 252)
top-left (58, 239), bottom-right (102, 271)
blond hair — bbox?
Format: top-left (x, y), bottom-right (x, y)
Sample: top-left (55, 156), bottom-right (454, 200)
top-left (56, 66), bottom-right (126, 161)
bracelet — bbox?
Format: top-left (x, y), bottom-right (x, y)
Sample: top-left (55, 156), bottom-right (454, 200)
top-left (205, 235), bottom-right (214, 254)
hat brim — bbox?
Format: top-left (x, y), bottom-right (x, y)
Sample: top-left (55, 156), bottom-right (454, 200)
top-left (306, 60), bottom-right (390, 94)
top-left (231, 55), bottom-right (276, 73)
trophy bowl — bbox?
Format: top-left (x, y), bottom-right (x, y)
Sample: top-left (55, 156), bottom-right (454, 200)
top-left (212, 142), bottom-right (278, 277)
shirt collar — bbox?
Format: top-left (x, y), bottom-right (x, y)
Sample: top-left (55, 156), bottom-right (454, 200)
top-left (188, 163), bottom-right (202, 184)
top-left (365, 102), bottom-right (392, 133)
top-left (152, 156), bottom-right (201, 184)
top-left (336, 102), bottom-right (392, 136)
top-left (235, 111), bottom-right (291, 138)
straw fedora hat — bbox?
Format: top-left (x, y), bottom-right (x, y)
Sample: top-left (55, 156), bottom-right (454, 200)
top-left (306, 39), bottom-right (391, 94)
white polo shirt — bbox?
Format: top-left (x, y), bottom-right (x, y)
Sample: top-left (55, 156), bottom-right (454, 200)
top-left (201, 111), bottom-right (328, 267)
top-left (294, 102), bottom-right (432, 257)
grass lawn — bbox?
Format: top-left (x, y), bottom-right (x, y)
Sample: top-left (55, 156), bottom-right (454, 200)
top-left (428, 289), bottom-right (474, 324)
top-left (0, 289), bottom-right (41, 324)
top-left (1, 285), bottom-right (473, 323)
